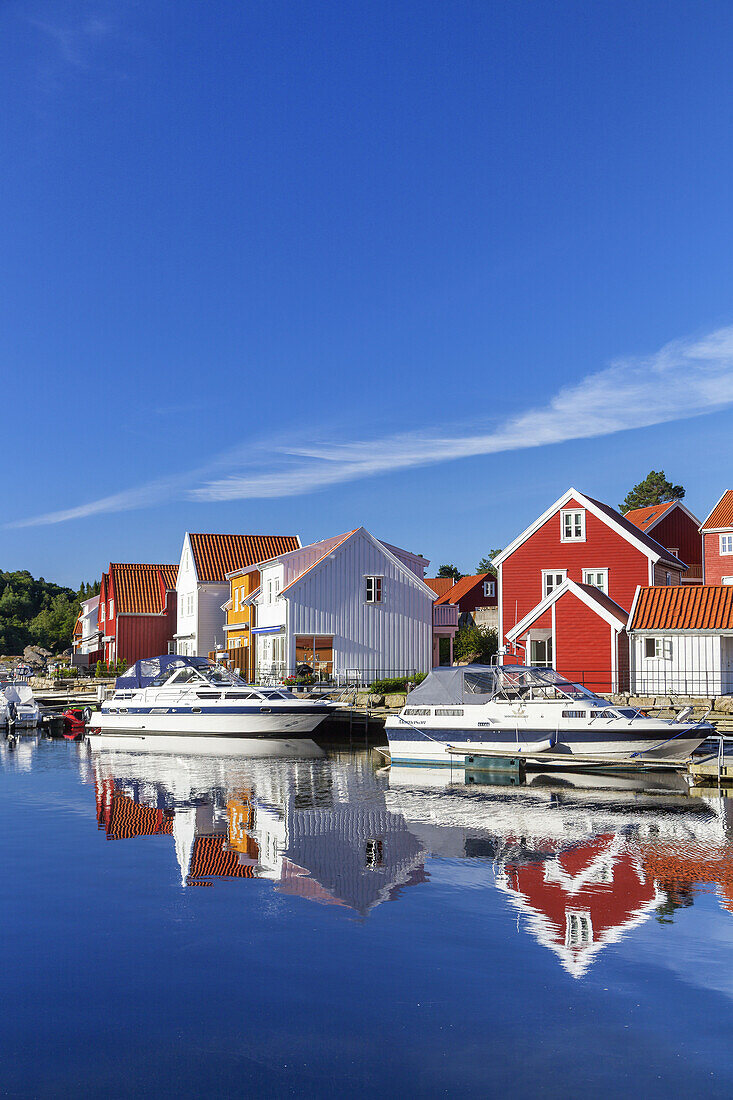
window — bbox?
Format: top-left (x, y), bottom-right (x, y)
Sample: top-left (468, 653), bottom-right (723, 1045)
top-left (403, 708), bottom-right (430, 716)
top-left (561, 509), bottom-right (585, 541)
top-left (186, 594), bottom-right (194, 616)
top-left (483, 580), bottom-right (495, 598)
top-left (644, 637), bottom-right (672, 660)
top-left (108, 600), bottom-right (114, 619)
top-left (435, 708), bottom-right (464, 717)
top-left (562, 710), bottom-right (587, 718)
top-left (530, 638), bottom-right (553, 667)
top-left (365, 576), bottom-right (382, 603)
top-left (669, 548), bottom-right (679, 558)
top-left (565, 911), bottom-right (593, 947)
top-left (543, 570), bottom-right (566, 597)
top-left (582, 569), bottom-right (608, 593)
top-left (723, 577), bottom-right (733, 586)
top-left (665, 572), bottom-right (672, 586)
top-left (721, 534), bottom-right (733, 555)
top-left (100, 603), bottom-right (105, 622)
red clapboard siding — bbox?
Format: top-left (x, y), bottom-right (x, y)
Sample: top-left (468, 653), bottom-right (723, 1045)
top-left (649, 509), bottom-right (701, 570)
top-left (553, 590), bottom-right (614, 692)
top-left (704, 532), bottom-right (733, 585)
top-left (501, 497), bottom-right (649, 641)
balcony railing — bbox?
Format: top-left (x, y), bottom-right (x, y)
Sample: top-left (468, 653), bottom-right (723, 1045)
top-left (433, 603), bottom-right (459, 628)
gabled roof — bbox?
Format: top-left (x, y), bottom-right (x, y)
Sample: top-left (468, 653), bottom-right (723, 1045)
top-left (624, 499), bottom-right (701, 534)
top-left (188, 533), bottom-right (301, 584)
top-left (700, 490), bottom-right (733, 532)
top-left (108, 563), bottom-right (178, 615)
top-left (435, 573), bottom-right (491, 605)
top-left (278, 528), bottom-right (437, 599)
top-left (424, 577), bottom-right (455, 598)
top-left (493, 488), bottom-right (685, 570)
top-left (628, 585), bottom-right (733, 632)
top-left (506, 578), bottom-right (628, 642)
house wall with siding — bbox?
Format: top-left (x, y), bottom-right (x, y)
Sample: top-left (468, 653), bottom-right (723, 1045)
top-left (553, 592), bottom-right (616, 693)
top-left (197, 583), bottom-right (230, 656)
top-left (500, 497), bottom-right (652, 644)
top-left (116, 601), bottom-right (176, 666)
top-left (704, 532), bottom-right (733, 585)
top-left (630, 633), bottom-right (726, 694)
top-left (653, 563), bottom-right (681, 586)
top-left (651, 509), bottom-right (701, 570)
top-left (286, 530), bottom-right (432, 676)
top-left (174, 536), bottom-right (198, 653)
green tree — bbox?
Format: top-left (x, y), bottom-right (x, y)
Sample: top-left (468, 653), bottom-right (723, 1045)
top-left (619, 471), bottom-right (685, 514)
top-left (437, 564), bottom-right (463, 582)
top-left (453, 624), bottom-right (498, 664)
top-left (476, 549), bottom-right (502, 576)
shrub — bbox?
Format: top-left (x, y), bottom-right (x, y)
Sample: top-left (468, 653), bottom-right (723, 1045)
top-left (368, 673), bottom-right (426, 694)
top-left (453, 624), bottom-right (498, 665)
top-left (284, 674), bottom-right (316, 687)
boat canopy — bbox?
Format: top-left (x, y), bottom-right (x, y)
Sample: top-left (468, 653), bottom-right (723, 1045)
top-left (115, 655), bottom-right (211, 689)
top-left (406, 665), bottom-right (608, 706)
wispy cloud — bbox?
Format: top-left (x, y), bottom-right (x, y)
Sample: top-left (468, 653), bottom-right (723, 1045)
top-left (9, 324), bottom-right (733, 528)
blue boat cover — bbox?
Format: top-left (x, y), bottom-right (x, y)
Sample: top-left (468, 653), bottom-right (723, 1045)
top-left (115, 654), bottom-right (210, 689)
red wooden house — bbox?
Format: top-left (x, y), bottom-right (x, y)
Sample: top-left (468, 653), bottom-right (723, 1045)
top-left (624, 500), bottom-right (702, 583)
top-left (700, 490), bottom-right (733, 585)
top-left (426, 573), bottom-right (498, 627)
top-left (494, 488), bottom-right (686, 691)
top-left (98, 562), bottom-right (178, 666)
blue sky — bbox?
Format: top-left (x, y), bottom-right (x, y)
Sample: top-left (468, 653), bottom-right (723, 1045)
top-left (3, 0), bottom-right (733, 587)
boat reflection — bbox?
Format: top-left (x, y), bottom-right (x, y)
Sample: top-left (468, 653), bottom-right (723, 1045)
top-left (84, 738), bottom-right (733, 976)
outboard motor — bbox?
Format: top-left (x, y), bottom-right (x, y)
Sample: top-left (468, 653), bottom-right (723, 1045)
top-left (6, 700), bottom-right (17, 732)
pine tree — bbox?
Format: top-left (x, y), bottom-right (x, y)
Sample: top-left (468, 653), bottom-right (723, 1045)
top-left (619, 471), bottom-right (685, 514)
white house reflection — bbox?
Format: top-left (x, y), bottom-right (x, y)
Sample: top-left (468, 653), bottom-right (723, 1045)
top-left (86, 741), bottom-right (733, 972)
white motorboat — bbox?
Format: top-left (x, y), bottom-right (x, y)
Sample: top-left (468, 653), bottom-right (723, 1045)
top-left (385, 664), bottom-right (712, 765)
top-left (0, 681), bottom-right (41, 728)
top-left (91, 655), bottom-right (335, 741)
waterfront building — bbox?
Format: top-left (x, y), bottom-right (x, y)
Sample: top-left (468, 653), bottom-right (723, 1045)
top-left (71, 594), bottom-right (102, 666)
top-left (426, 572), bottom-right (498, 629)
top-left (97, 563), bottom-right (178, 667)
top-left (624, 500), bottom-right (703, 584)
top-left (174, 533), bottom-right (300, 658)
top-left (627, 583), bottom-right (733, 695)
top-left (495, 488), bottom-right (686, 692)
top-left (227, 527), bottom-right (450, 682)
top-left (700, 490), bottom-right (733, 585)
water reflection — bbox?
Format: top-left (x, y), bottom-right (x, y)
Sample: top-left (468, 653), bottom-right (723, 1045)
top-left (83, 737), bottom-right (733, 976)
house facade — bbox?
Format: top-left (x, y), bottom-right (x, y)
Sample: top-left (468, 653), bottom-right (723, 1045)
top-left (97, 563), bottom-right (178, 666)
top-left (233, 528), bottom-right (442, 683)
top-left (223, 569), bottom-right (262, 679)
top-left (700, 490), bottom-right (733, 586)
top-left (71, 594), bottom-right (101, 666)
top-left (494, 488), bottom-right (686, 691)
top-left (624, 500), bottom-right (702, 583)
top-left (174, 533), bottom-right (300, 658)
top-left (627, 584), bottom-right (733, 696)
top-left (432, 572), bottom-right (498, 629)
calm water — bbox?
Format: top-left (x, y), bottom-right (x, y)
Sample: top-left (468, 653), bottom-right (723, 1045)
top-left (3, 737), bottom-right (733, 1098)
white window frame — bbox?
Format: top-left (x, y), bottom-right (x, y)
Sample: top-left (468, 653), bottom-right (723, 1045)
top-left (542, 570), bottom-right (566, 598)
top-left (721, 534), bottom-right (733, 555)
top-left (530, 636), bottom-right (553, 668)
top-left (365, 576), bottom-right (383, 604)
top-left (108, 599), bottom-right (114, 619)
top-left (722, 577), bottom-right (733, 585)
top-left (582, 568), bottom-right (608, 593)
top-left (669, 547), bottom-right (679, 558)
top-left (644, 637), bottom-right (672, 660)
top-left (560, 509), bottom-right (586, 542)
top-left (482, 579), bottom-right (495, 598)
top-left (186, 593), bottom-right (194, 616)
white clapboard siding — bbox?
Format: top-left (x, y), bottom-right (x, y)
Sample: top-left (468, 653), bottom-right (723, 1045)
top-left (285, 529), bottom-right (432, 675)
top-left (631, 633), bottom-right (724, 694)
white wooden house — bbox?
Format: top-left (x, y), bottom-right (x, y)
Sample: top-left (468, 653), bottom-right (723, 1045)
top-left (230, 528), bottom-right (444, 683)
top-left (174, 532), bottom-right (301, 657)
top-left (627, 585), bottom-right (733, 696)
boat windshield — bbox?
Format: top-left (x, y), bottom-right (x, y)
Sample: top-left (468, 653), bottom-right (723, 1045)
top-left (148, 661), bottom-right (246, 688)
top-left (471, 666), bottom-right (608, 705)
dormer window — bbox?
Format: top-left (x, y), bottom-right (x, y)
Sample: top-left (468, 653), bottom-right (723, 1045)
top-left (561, 509), bottom-right (585, 542)
top-left (721, 534), bottom-right (733, 556)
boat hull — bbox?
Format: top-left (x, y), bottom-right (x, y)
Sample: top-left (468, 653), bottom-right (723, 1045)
top-left (94, 708), bottom-right (330, 736)
top-left (385, 725), bottom-right (708, 765)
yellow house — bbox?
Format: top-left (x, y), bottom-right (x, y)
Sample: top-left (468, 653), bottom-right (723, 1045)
top-left (224, 567), bottom-right (261, 679)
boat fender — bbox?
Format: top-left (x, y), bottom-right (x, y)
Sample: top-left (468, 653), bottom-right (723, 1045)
top-left (83, 707), bottom-right (92, 723)
top-left (515, 737), bottom-right (554, 754)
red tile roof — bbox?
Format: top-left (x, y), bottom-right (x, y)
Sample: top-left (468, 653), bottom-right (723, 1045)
top-left (623, 500), bottom-right (676, 531)
top-left (424, 577), bottom-right (455, 598)
top-left (109, 563), bottom-right (178, 615)
top-left (629, 585), bottom-right (733, 631)
top-left (189, 534), bottom-right (300, 584)
top-left (701, 490), bottom-right (733, 531)
top-left (435, 573), bottom-right (491, 605)
top-left (188, 835), bottom-right (256, 881)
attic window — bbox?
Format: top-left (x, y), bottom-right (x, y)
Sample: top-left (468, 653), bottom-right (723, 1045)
top-left (365, 576), bottom-right (382, 603)
top-left (561, 509), bottom-right (585, 542)
top-left (483, 580), bottom-right (495, 598)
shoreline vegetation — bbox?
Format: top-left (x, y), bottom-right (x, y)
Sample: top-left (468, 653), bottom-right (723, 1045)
top-left (0, 571), bottom-right (99, 656)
